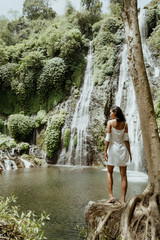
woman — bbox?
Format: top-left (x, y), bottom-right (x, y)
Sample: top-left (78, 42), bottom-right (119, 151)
top-left (105, 106), bottom-right (132, 204)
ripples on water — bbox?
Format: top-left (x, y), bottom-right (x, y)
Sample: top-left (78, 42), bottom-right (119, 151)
top-left (0, 166), bottom-right (147, 240)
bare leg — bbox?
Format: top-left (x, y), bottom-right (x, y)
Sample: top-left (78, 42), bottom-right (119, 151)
top-left (107, 165), bottom-right (114, 202)
top-left (119, 166), bottom-right (128, 203)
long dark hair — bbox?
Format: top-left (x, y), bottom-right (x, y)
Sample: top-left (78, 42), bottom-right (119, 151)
top-left (111, 106), bottom-right (126, 122)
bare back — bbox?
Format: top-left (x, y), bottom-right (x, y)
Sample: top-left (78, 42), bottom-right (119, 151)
top-left (107, 119), bottom-right (128, 133)
top-left (112, 119), bottom-right (125, 130)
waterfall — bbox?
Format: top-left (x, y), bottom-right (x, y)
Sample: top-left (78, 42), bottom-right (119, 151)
top-left (20, 158), bottom-right (33, 168)
top-left (115, 8), bottom-right (159, 172)
top-left (4, 160), bottom-right (17, 170)
top-left (116, 44), bottom-right (130, 108)
top-left (58, 42), bottom-right (94, 166)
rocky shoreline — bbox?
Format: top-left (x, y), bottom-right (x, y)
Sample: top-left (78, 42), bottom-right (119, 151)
top-left (0, 144), bottom-right (46, 172)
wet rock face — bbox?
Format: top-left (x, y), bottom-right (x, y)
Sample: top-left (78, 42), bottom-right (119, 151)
top-left (15, 159), bottom-right (25, 168)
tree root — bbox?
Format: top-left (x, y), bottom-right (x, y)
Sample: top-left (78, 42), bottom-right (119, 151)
top-left (85, 186), bottom-right (160, 240)
top-left (91, 210), bottom-right (114, 240)
top-left (121, 187), bottom-right (160, 240)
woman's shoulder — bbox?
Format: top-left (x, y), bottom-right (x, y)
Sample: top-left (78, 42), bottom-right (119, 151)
top-left (107, 120), bottom-right (113, 132)
top-left (107, 119), bottom-right (115, 126)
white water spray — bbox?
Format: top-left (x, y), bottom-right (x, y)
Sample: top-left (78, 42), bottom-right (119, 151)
top-left (4, 160), bottom-right (17, 170)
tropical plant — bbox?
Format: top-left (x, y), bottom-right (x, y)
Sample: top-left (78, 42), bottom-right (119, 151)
top-left (19, 142), bottom-right (30, 151)
top-left (34, 110), bottom-right (48, 128)
top-left (81, 0), bottom-right (102, 24)
top-left (45, 111), bottom-right (66, 158)
top-left (0, 133), bottom-right (17, 150)
top-left (0, 195), bottom-right (49, 239)
top-left (8, 114), bottom-right (35, 141)
top-left (23, 0), bottom-right (56, 20)
top-left (37, 57), bottom-right (66, 100)
top-left (0, 63), bottom-right (19, 88)
top-left (92, 14), bottom-right (123, 85)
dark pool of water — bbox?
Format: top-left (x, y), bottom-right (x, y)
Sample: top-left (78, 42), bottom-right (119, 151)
top-left (0, 166), bottom-right (148, 240)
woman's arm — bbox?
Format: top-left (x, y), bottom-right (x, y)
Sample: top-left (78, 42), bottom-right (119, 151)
top-left (125, 141), bottom-right (132, 161)
top-left (124, 124), bottom-right (132, 161)
top-left (105, 121), bottom-right (111, 161)
top-left (105, 142), bottom-right (109, 161)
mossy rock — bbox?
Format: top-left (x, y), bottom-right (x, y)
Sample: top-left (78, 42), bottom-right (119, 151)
top-left (73, 135), bottom-right (77, 146)
top-left (63, 128), bottom-right (71, 149)
top-left (45, 111), bottom-right (66, 158)
top-left (18, 142), bottom-right (30, 154)
top-left (37, 129), bottom-right (45, 151)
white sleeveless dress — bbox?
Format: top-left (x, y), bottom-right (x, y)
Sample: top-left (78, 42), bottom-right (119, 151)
top-left (105, 122), bottom-right (130, 166)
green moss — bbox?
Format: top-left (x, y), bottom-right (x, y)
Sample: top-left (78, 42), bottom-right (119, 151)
top-left (73, 135), bottom-right (77, 146)
top-left (71, 54), bottom-right (86, 89)
top-left (0, 63), bottom-right (19, 87)
top-left (37, 57), bottom-right (66, 100)
top-left (26, 93), bottom-right (40, 115)
top-left (37, 129), bottom-right (45, 151)
top-left (63, 128), bottom-right (71, 148)
top-left (46, 89), bottom-right (64, 111)
top-left (19, 142), bottom-right (30, 151)
top-left (73, 88), bottom-right (80, 98)
top-left (93, 45), bottom-right (116, 85)
top-left (45, 111), bottom-right (66, 158)
top-left (92, 15), bottom-right (122, 85)
top-left (21, 154), bottom-right (45, 166)
top-left (0, 87), bottom-right (41, 115)
top-left (94, 124), bottom-right (106, 152)
top-left (97, 135), bottom-right (105, 152)
top-left (8, 114), bottom-right (35, 141)
top-left (20, 51), bottom-right (44, 70)
top-left (35, 110), bottom-right (48, 128)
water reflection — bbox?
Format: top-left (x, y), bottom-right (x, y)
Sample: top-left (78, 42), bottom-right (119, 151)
top-left (0, 166), bottom-right (147, 240)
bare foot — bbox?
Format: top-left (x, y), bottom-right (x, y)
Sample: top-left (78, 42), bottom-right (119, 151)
top-left (106, 197), bottom-right (115, 203)
top-left (118, 199), bottom-right (126, 204)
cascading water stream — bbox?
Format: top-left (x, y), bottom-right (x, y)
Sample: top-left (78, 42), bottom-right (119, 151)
top-left (58, 42), bottom-right (94, 166)
top-left (115, 8), bottom-right (159, 172)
